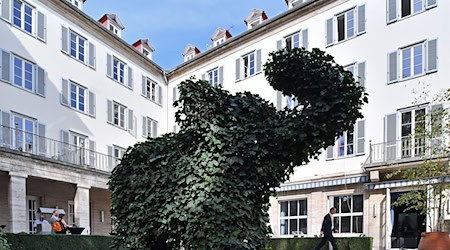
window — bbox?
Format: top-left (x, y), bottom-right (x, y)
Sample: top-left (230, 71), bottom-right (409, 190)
top-left (326, 120), bottom-right (365, 160)
top-left (280, 200), bottom-right (307, 235)
top-left (13, 55), bottom-right (34, 91)
top-left (344, 62), bottom-right (367, 86)
top-left (113, 145), bottom-right (125, 159)
top-left (243, 53), bottom-right (255, 78)
top-left (113, 57), bottom-right (125, 84)
top-left (69, 82), bottom-right (86, 112)
top-left (331, 195), bottom-right (363, 234)
top-left (69, 31), bottom-right (86, 63)
top-left (107, 100), bottom-right (133, 131)
top-left (68, 201), bottom-right (75, 225)
top-left (67, 0), bottom-right (82, 9)
top-left (208, 68), bottom-right (219, 87)
top-left (400, 108), bottom-right (426, 158)
top-left (388, 0), bottom-right (437, 24)
top-left (277, 29), bottom-right (308, 51)
top-left (13, 0), bottom-right (34, 34)
top-left (235, 49), bottom-right (262, 81)
top-left (143, 48), bottom-right (150, 57)
top-left (388, 39), bottom-right (437, 84)
top-left (142, 77), bottom-right (163, 104)
top-left (285, 33), bottom-right (300, 49)
top-left (143, 116), bottom-right (158, 138)
top-left (337, 131), bottom-right (354, 157)
top-left (113, 102), bottom-right (126, 128)
top-left (286, 96), bottom-right (299, 110)
top-left (61, 79), bottom-right (95, 116)
top-left (109, 24), bottom-right (119, 35)
top-left (214, 38), bottom-right (225, 47)
top-left (106, 54), bottom-right (132, 88)
top-left (325, 5), bottom-right (365, 47)
top-left (12, 114), bottom-right (35, 153)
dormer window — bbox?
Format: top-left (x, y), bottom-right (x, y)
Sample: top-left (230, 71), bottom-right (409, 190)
top-left (109, 24), bottom-right (118, 35)
top-left (99, 14), bottom-right (125, 38)
top-left (211, 28), bottom-right (232, 48)
top-left (143, 49), bottom-right (149, 57)
top-left (67, 0), bottom-right (84, 10)
top-left (286, 0), bottom-right (307, 9)
top-left (182, 44), bottom-right (201, 62)
top-left (244, 9), bottom-right (268, 30)
top-left (132, 39), bottom-right (155, 60)
top-left (214, 38), bottom-right (225, 47)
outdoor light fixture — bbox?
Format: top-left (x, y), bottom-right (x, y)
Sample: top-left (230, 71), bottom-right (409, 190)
top-left (100, 210), bottom-right (105, 223)
top-left (373, 204), bottom-right (377, 218)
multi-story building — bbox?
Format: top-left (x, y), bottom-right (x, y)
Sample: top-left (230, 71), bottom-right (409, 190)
top-left (0, 0), bottom-right (448, 249)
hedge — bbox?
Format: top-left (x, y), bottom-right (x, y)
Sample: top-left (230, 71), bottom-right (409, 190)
top-left (5, 234), bottom-right (372, 250)
top-left (270, 237), bottom-right (373, 250)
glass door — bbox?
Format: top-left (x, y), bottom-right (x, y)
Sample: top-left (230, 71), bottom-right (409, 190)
top-left (13, 116), bottom-right (35, 153)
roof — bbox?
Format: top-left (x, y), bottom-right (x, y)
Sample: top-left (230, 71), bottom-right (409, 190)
top-left (211, 28), bottom-right (232, 41)
top-left (98, 14), bottom-right (125, 29)
top-left (133, 39), bottom-right (155, 52)
top-left (244, 9), bottom-right (268, 24)
top-left (182, 44), bottom-right (201, 56)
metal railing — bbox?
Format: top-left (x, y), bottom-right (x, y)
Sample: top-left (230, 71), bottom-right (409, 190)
top-left (0, 124), bottom-right (118, 172)
top-left (366, 137), bottom-right (447, 166)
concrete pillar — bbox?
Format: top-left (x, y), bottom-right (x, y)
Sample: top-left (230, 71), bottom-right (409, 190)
top-left (8, 172), bottom-right (28, 233)
top-left (75, 184), bottom-right (90, 235)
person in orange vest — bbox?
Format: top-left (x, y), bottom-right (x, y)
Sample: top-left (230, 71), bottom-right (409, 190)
top-left (49, 210), bottom-right (63, 234)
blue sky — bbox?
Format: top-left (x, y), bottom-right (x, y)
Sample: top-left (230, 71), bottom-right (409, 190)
top-left (84, 0), bottom-right (287, 70)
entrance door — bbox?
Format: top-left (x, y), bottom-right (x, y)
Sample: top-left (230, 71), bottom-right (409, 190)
top-left (13, 115), bottom-right (35, 153)
top-left (70, 132), bottom-right (88, 165)
top-left (390, 192), bottom-right (426, 249)
top-left (27, 196), bottom-right (40, 234)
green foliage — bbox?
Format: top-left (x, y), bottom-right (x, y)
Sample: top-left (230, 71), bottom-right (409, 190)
top-left (270, 237), bottom-right (373, 250)
top-left (109, 47), bottom-right (367, 249)
top-left (0, 227), bottom-right (11, 250)
top-left (5, 234), bottom-right (119, 250)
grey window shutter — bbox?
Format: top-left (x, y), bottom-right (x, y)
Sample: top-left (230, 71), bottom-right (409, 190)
top-left (356, 120), bottom-right (365, 155)
top-left (88, 91), bottom-right (96, 117)
top-left (106, 54), bottom-right (112, 77)
top-left (37, 11), bottom-right (46, 42)
top-left (1, 111), bottom-right (11, 147)
top-left (1, 50), bottom-right (11, 82)
top-left (256, 49), bottom-right (262, 73)
top-left (431, 104), bottom-right (443, 137)
top-left (152, 120), bottom-right (158, 138)
top-left (36, 66), bottom-right (46, 96)
top-left (218, 66), bottom-right (224, 87)
top-left (127, 66), bottom-right (133, 89)
top-left (357, 4), bottom-right (366, 34)
top-left (325, 18), bottom-right (334, 47)
top-left (201, 74), bottom-right (205, 81)
top-left (276, 40), bottom-right (282, 51)
top-left (88, 42), bottom-right (96, 68)
top-left (357, 62), bottom-right (366, 87)
top-left (426, 0), bottom-right (437, 9)
top-left (426, 39), bottom-right (438, 73)
top-left (158, 85), bottom-right (163, 104)
top-left (235, 58), bottom-right (241, 81)
top-left (142, 76), bottom-right (146, 96)
top-left (142, 116), bottom-right (147, 137)
top-left (387, 0), bottom-right (397, 24)
top-left (387, 51), bottom-right (398, 84)
top-left (89, 140), bottom-right (96, 167)
top-left (61, 26), bottom-right (69, 53)
top-left (60, 130), bottom-right (69, 162)
top-left (128, 109), bottom-right (134, 130)
top-left (1, 0), bottom-right (11, 22)
top-left (326, 146), bottom-right (334, 160)
top-left (302, 29), bottom-right (308, 50)
top-left (384, 113), bottom-right (398, 161)
top-left (107, 145), bottom-right (113, 167)
top-left (37, 123), bottom-right (46, 155)
top-left (276, 91), bottom-right (282, 110)
top-left (107, 100), bottom-right (113, 123)
top-left (172, 86), bottom-right (177, 102)
top-left (61, 78), bottom-right (69, 105)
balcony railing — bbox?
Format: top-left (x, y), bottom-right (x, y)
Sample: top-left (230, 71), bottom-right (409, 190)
top-left (0, 124), bottom-right (118, 172)
top-left (365, 137), bottom-right (447, 167)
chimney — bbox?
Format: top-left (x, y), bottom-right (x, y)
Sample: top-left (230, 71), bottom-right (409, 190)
top-left (132, 39), bottom-right (155, 60)
top-left (244, 9), bottom-right (268, 30)
top-left (211, 28), bottom-right (232, 48)
top-left (98, 14), bottom-right (125, 38)
top-left (182, 44), bottom-right (201, 62)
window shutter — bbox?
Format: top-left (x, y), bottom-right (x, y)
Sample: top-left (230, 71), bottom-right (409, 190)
top-left (356, 120), bottom-right (365, 155)
top-left (141, 76), bottom-right (147, 96)
top-left (37, 123), bottom-right (46, 155)
top-left (326, 146), bottom-right (334, 160)
top-left (357, 62), bottom-right (366, 87)
top-left (256, 49), bottom-right (262, 73)
top-left (276, 40), bottom-right (282, 51)
top-left (106, 54), bottom-right (112, 77)
top-left (218, 66), bottom-right (224, 87)
top-left (384, 113), bottom-right (398, 161)
top-left (387, 0), bottom-right (398, 24)
top-left (107, 100), bottom-right (113, 123)
top-left (1, 0), bottom-right (11, 22)
top-left (60, 130), bottom-right (69, 162)
top-left (142, 116), bottom-right (147, 138)
top-left (387, 51), bottom-right (398, 84)
top-left (127, 66), bottom-right (133, 89)
top-left (36, 66), bottom-right (46, 96)
top-left (89, 140), bottom-right (96, 167)
top-left (357, 4), bottom-right (366, 34)
top-left (172, 86), bottom-right (177, 102)
top-left (152, 120), bottom-right (158, 138)
top-left (325, 18), bottom-right (334, 47)
top-left (88, 91), bottom-right (96, 117)
top-left (426, 39), bottom-right (438, 73)
top-left (107, 145), bottom-right (113, 167)
top-left (1, 111), bottom-right (11, 147)
top-left (426, 0), bottom-right (437, 9)
top-left (302, 29), bottom-right (308, 50)
top-left (1, 50), bottom-right (11, 82)
top-left (235, 58), bottom-right (241, 81)
top-left (128, 109), bottom-right (134, 130)
top-left (61, 79), bottom-right (69, 105)
top-left (201, 74), bottom-right (205, 81)
top-left (88, 42), bottom-right (96, 68)
top-left (158, 85), bottom-right (163, 105)
top-left (276, 91), bottom-right (282, 110)
top-left (61, 26), bottom-right (69, 53)
top-left (37, 11), bottom-right (46, 42)
top-left (431, 104), bottom-right (443, 137)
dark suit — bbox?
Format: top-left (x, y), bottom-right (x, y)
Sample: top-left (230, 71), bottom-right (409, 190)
top-left (315, 213), bottom-right (338, 250)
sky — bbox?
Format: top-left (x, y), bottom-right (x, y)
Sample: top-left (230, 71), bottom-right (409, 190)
top-left (84, 0), bottom-right (287, 70)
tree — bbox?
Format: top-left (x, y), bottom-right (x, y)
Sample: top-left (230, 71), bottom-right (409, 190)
top-left (109, 48), bottom-right (367, 249)
top-left (387, 88), bottom-right (450, 232)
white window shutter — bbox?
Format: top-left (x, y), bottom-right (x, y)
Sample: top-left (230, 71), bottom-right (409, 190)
top-left (1, 111), bottom-right (11, 147)
top-left (142, 116), bottom-right (147, 138)
top-left (37, 123), bottom-right (46, 155)
top-left (387, 51), bottom-right (398, 84)
top-left (128, 109), bottom-right (134, 131)
top-left (325, 18), bottom-right (334, 47)
top-left (172, 86), bottom-right (178, 102)
top-left (107, 100), bottom-right (113, 123)
top-left (387, 0), bottom-right (398, 24)
top-left (235, 58), bottom-right (241, 81)
top-left (302, 29), bottom-right (308, 50)
top-left (426, 39), bottom-right (438, 73)
top-left (61, 26), bottom-right (69, 53)
top-left (36, 66), bottom-right (46, 96)
top-left (1, 0), bottom-right (11, 22)
top-left (426, 0), bottom-right (437, 9)
top-left (106, 54), bottom-right (112, 77)
top-left (37, 11), bottom-right (46, 42)
top-left (1, 50), bottom-right (11, 83)
top-left (256, 49), bottom-right (262, 73)
top-left (276, 40), bottom-right (282, 51)
top-left (326, 145), bottom-right (334, 160)
top-left (107, 145), bottom-right (113, 167)
top-left (142, 76), bottom-right (147, 97)
top-left (357, 62), bottom-right (366, 87)
top-left (158, 85), bottom-right (163, 105)
top-left (357, 4), bottom-right (366, 34)
top-left (201, 74), bottom-right (206, 81)
top-left (218, 66), bottom-right (224, 87)
top-left (60, 130), bottom-right (69, 162)
top-left (88, 91), bottom-right (96, 117)
top-left (61, 79), bottom-right (69, 105)
top-left (89, 140), bottom-right (96, 167)
top-left (276, 91), bottom-right (282, 110)
top-left (152, 120), bottom-right (158, 138)
top-left (356, 120), bottom-right (365, 155)
top-left (88, 42), bottom-right (96, 68)
top-left (384, 113), bottom-right (398, 161)
top-left (127, 66), bottom-right (133, 89)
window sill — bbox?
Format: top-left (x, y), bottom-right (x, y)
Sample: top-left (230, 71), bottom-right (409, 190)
top-left (325, 153), bottom-right (365, 161)
top-left (326, 32), bottom-right (366, 48)
top-left (107, 75), bottom-right (133, 91)
top-left (388, 70), bottom-right (437, 85)
top-left (1, 79), bottom-right (45, 98)
top-left (387, 6), bottom-right (437, 25)
top-left (106, 121), bottom-right (129, 131)
top-left (141, 95), bottom-right (163, 107)
top-left (235, 71), bottom-right (263, 83)
top-left (61, 51), bottom-right (96, 70)
top-left (61, 103), bottom-right (95, 118)
top-left (1, 18), bottom-right (46, 43)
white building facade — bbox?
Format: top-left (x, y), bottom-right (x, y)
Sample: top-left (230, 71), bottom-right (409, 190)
top-left (0, 0), bottom-right (448, 249)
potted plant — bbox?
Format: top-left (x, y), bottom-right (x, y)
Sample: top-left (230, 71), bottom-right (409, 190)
top-left (387, 88), bottom-right (450, 250)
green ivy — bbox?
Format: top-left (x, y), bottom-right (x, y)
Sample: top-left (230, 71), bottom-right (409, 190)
top-left (109, 47), bottom-right (367, 249)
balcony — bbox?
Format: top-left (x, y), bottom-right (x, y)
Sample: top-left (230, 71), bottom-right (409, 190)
top-left (0, 125), bottom-right (118, 172)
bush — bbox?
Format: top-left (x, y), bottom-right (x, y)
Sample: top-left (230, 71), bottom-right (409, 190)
top-left (270, 237), bottom-right (373, 250)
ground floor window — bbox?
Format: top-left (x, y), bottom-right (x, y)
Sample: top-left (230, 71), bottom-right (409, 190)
top-left (330, 194), bottom-right (363, 234)
top-left (280, 199), bottom-right (307, 235)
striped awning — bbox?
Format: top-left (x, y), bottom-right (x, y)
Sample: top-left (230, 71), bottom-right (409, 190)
top-left (278, 176), bottom-right (369, 192)
top-left (367, 177), bottom-right (450, 190)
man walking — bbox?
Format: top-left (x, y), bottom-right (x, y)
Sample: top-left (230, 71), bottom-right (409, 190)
top-left (315, 207), bottom-right (338, 250)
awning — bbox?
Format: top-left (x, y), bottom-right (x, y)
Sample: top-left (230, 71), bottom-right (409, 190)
top-left (367, 177), bottom-right (450, 190)
top-left (38, 207), bottom-right (66, 215)
top-left (278, 176), bottom-right (369, 192)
